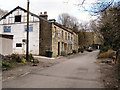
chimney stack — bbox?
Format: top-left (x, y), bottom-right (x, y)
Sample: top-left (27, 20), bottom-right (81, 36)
top-left (40, 11), bottom-right (48, 20)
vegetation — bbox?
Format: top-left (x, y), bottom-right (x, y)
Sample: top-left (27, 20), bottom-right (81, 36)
top-left (2, 54), bottom-right (39, 70)
top-left (98, 50), bottom-right (116, 59)
top-left (58, 13), bottom-right (79, 32)
top-left (0, 8), bottom-right (8, 18)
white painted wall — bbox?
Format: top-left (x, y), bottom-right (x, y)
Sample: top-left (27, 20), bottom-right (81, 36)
top-left (0, 8), bottom-right (40, 55)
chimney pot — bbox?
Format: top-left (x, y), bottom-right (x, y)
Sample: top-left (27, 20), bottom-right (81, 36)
top-left (40, 12), bottom-right (42, 15)
top-left (44, 11), bottom-right (47, 15)
top-left (40, 11), bottom-right (48, 20)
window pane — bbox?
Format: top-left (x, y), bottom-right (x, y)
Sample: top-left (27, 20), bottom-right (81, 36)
top-left (4, 26), bottom-right (11, 33)
top-left (16, 43), bottom-right (22, 47)
top-left (15, 15), bottom-right (21, 22)
top-left (25, 25), bottom-right (33, 32)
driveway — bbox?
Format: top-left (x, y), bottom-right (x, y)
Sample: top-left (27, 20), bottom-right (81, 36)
top-left (3, 50), bottom-right (103, 88)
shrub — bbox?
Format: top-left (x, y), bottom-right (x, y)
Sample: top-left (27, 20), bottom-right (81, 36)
top-left (3, 54), bottom-right (23, 63)
top-left (33, 59), bottom-right (39, 64)
top-left (100, 45), bottom-right (109, 53)
top-left (21, 59), bottom-right (27, 64)
top-left (98, 49), bottom-right (116, 59)
top-left (2, 62), bottom-right (11, 68)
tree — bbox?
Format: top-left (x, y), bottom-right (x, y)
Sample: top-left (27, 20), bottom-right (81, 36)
top-left (78, 23), bottom-right (92, 47)
top-left (89, 20), bottom-right (104, 44)
top-left (97, 1), bottom-right (120, 51)
top-left (0, 8), bottom-right (8, 18)
top-left (58, 13), bottom-right (79, 31)
top-left (73, 0), bottom-right (115, 15)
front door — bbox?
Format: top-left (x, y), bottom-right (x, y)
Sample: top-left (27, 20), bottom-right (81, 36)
top-left (58, 42), bottom-right (60, 55)
top-left (64, 43), bottom-right (67, 51)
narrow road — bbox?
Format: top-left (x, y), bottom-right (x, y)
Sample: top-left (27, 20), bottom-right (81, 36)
top-left (3, 50), bottom-right (103, 88)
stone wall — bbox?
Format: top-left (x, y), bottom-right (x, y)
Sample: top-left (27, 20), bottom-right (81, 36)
top-left (39, 20), bottom-right (52, 56)
top-left (52, 23), bottom-right (78, 57)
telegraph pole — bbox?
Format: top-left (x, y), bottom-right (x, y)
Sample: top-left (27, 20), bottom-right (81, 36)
top-left (26, 0), bottom-right (29, 61)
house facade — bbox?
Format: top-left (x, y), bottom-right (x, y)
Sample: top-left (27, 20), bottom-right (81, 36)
top-left (40, 18), bottom-right (78, 57)
top-left (0, 6), bottom-right (40, 55)
top-left (0, 6), bottom-right (79, 57)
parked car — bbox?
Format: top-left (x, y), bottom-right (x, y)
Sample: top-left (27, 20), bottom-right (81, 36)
top-left (87, 47), bottom-right (93, 52)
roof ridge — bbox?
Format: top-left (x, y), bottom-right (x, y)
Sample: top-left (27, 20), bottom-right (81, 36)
top-left (0, 6), bottom-right (51, 23)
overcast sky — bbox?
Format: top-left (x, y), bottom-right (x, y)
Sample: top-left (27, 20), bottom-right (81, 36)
top-left (0, 0), bottom-right (99, 23)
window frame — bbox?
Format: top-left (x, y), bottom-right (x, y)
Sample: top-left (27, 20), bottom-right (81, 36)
top-left (16, 43), bottom-right (22, 47)
top-left (65, 32), bottom-right (67, 40)
top-left (15, 15), bottom-right (21, 22)
top-left (3, 26), bottom-right (11, 33)
top-left (25, 25), bottom-right (33, 32)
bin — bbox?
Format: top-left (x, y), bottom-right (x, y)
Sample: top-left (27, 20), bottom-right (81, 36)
top-left (45, 50), bottom-right (53, 57)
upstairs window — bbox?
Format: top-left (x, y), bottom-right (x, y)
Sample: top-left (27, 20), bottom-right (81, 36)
top-left (25, 25), bottom-right (33, 32)
top-left (71, 34), bottom-right (73, 40)
top-left (65, 32), bottom-right (67, 40)
top-left (68, 33), bottom-right (70, 40)
top-left (62, 31), bottom-right (63, 39)
top-left (4, 26), bottom-right (11, 33)
top-left (15, 15), bottom-right (21, 22)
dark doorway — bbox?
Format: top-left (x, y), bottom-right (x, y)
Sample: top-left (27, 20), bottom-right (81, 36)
top-left (58, 42), bottom-right (60, 55)
top-left (64, 43), bottom-right (67, 51)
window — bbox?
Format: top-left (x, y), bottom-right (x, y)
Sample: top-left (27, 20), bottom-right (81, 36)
top-left (16, 43), bottom-right (22, 47)
top-left (15, 15), bottom-right (21, 22)
top-left (25, 25), bottom-right (33, 32)
top-left (68, 33), bottom-right (70, 40)
top-left (71, 34), bottom-right (73, 40)
top-left (65, 32), bottom-right (67, 40)
top-left (4, 26), bottom-right (11, 33)
top-left (62, 31), bottom-right (63, 38)
top-left (54, 26), bottom-right (56, 31)
top-left (57, 30), bottom-right (60, 37)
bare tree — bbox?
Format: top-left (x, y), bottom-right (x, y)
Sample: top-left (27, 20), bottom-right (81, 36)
top-left (0, 8), bottom-right (8, 18)
top-left (58, 13), bottom-right (79, 31)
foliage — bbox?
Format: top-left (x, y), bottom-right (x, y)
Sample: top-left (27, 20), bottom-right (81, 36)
top-left (2, 62), bottom-right (11, 68)
top-left (2, 54), bottom-right (39, 70)
top-left (3, 54), bottom-right (24, 63)
top-left (21, 59), bottom-right (27, 64)
top-left (98, 49), bottom-right (116, 59)
top-left (33, 59), bottom-right (39, 64)
top-left (58, 13), bottom-right (79, 32)
top-left (0, 8), bottom-right (8, 18)
top-left (97, 1), bottom-right (120, 51)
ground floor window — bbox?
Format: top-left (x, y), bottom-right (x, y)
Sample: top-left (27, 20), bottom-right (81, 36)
top-left (16, 43), bottom-right (22, 47)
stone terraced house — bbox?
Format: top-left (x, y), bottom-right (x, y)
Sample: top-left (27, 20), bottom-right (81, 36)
top-left (0, 6), bottom-right (78, 57)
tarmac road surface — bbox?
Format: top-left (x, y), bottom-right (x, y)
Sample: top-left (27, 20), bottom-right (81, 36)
top-left (3, 50), bottom-right (103, 88)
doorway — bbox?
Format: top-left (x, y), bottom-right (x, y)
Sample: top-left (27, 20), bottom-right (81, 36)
top-left (58, 42), bottom-right (60, 55)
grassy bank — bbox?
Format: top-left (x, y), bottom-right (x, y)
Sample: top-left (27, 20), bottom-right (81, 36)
top-left (98, 49), bottom-right (116, 59)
